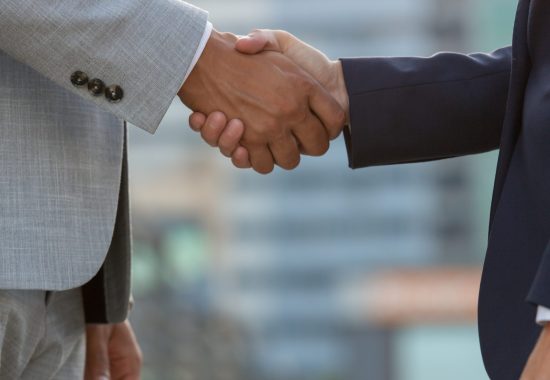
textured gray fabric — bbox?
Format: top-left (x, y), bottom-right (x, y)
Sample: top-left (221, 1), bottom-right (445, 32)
top-left (0, 0), bottom-right (208, 133)
top-left (0, 1), bottom-right (207, 291)
top-left (0, 52), bottom-right (124, 291)
top-left (0, 289), bottom-right (86, 380)
top-left (82, 138), bottom-right (133, 324)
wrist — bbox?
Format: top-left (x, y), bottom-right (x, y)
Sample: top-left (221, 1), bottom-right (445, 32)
top-left (329, 60), bottom-right (350, 125)
top-left (178, 29), bottom-right (236, 99)
top-left (537, 324), bottom-right (550, 350)
top-left (178, 26), bottom-right (237, 95)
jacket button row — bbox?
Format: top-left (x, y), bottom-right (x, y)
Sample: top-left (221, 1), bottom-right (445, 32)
top-left (70, 71), bottom-right (124, 103)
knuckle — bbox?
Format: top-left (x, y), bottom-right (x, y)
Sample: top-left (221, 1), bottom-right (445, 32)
top-left (327, 122), bottom-right (344, 140)
top-left (219, 146), bottom-right (233, 158)
top-left (286, 74), bottom-right (311, 97)
top-left (283, 156), bottom-right (300, 170)
top-left (219, 136), bottom-right (236, 152)
top-left (253, 158), bottom-right (275, 175)
top-left (297, 76), bottom-right (314, 92)
top-left (242, 134), bottom-right (263, 146)
top-left (219, 146), bottom-right (230, 157)
top-left (263, 120), bottom-right (282, 138)
top-left (256, 165), bottom-right (274, 175)
top-left (234, 160), bottom-right (250, 169)
top-left (201, 131), bottom-right (218, 147)
top-left (334, 108), bottom-right (347, 129)
top-left (210, 111), bottom-right (227, 126)
top-left (277, 30), bottom-right (291, 39)
top-left (278, 162), bottom-right (292, 170)
top-left (276, 100), bottom-right (297, 118)
top-left (309, 140), bottom-right (330, 157)
top-left (329, 127), bottom-right (343, 140)
top-left (297, 109), bottom-right (310, 124)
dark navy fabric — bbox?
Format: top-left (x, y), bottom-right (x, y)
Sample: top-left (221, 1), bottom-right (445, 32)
top-left (341, 0), bottom-right (550, 378)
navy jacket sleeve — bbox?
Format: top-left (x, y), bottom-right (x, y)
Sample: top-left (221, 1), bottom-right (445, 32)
top-left (340, 47), bottom-right (512, 168)
top-left (528, 241), bottom-right (550, 309)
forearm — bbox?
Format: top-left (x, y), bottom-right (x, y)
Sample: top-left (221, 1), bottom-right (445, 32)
top-left (340, 47), bottom-right (512, 168)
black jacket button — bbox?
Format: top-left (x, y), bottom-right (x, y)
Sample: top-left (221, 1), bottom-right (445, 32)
top-left (105, 85), bottom-right (124, 103)
top-left (70, 71), bottom-right (88, 87)
top-left (88, 79), bottom-right (105, 96)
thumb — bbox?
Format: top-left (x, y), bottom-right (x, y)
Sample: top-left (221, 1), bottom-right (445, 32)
top-left (235, 30), bottom-right (284, 55)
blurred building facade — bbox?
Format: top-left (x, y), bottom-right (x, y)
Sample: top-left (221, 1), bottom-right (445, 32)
top-left (127, 1), bottom-right (517, 379)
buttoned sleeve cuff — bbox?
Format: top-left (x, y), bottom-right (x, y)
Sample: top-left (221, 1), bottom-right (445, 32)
top-left (0, 0), bottom-right (210, 134)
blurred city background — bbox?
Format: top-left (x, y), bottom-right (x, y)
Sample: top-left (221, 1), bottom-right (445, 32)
top-left (127, 0), bottom-right (517, 379)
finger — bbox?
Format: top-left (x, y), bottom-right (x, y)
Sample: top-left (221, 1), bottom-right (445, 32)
top-left (237, 30), bottom-right (328, 79)
top-left (268, 135), bottom-right (301, 170)
top-left (231, 147), bottom-right (252, 169)
top-left (247, 144), bottom-right (275, 174)
top-left (292, 113), bottom-right (330, 157)
top-left (236, 31), bottom-right (273, 54)
top-left (235, 30), bottom-right (290, 55)
top-left (189, 112), bottom-right (207, 132)
top-left (201, 111), bottom-right (228, 147)
top-left (308, 83), bottom-right (346, 140)
top-left (109, 321), bottom-right (142, 380)
top-left (219, 119), bottom-right (245, 157)
top-left (85, 325), bottom-right (111, 380)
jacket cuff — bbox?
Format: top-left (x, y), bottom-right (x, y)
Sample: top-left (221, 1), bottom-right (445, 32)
top-left (536, 306), bottom-right (550, 326)
top-left (0, 1), bottom-right (209, 134)
top-left (527, 239), bottom-right (550, 310)
top-left (104, 2), bottom-right (209, 133)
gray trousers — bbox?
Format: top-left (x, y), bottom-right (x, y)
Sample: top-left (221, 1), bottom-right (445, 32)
top-left (0, 289), bottom-right (85, 379)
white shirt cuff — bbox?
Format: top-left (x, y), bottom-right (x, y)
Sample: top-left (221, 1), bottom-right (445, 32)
top-left (181, 21), bottom-right (213, 86)
top-left (536, 306), bottom-right (550, 325)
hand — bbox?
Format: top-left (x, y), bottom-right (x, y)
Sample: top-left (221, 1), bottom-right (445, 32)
top-left (521, 324), bottom-right (550, 379)
top-left (85, 320), bottom-right (142, 380)
top-left (179, 30), bottom-right (345, 174)
top-left (188, 29), bottom-right (350, 169)
top-left (238, 30), bottom-right (350, 119)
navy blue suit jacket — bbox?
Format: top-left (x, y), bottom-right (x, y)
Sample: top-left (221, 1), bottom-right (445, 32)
top-left (341, 0), bottom-right (549, 378)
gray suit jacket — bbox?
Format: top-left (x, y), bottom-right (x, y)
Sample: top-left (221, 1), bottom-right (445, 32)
top-left (0, 0), bottom-right (208, 322)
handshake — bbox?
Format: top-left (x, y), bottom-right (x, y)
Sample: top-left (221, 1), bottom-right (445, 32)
top-left (178, 29), bottom-right (350, 174)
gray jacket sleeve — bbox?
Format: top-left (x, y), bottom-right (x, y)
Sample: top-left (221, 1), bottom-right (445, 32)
top-left (0, 0), bottom-right (208, 133)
